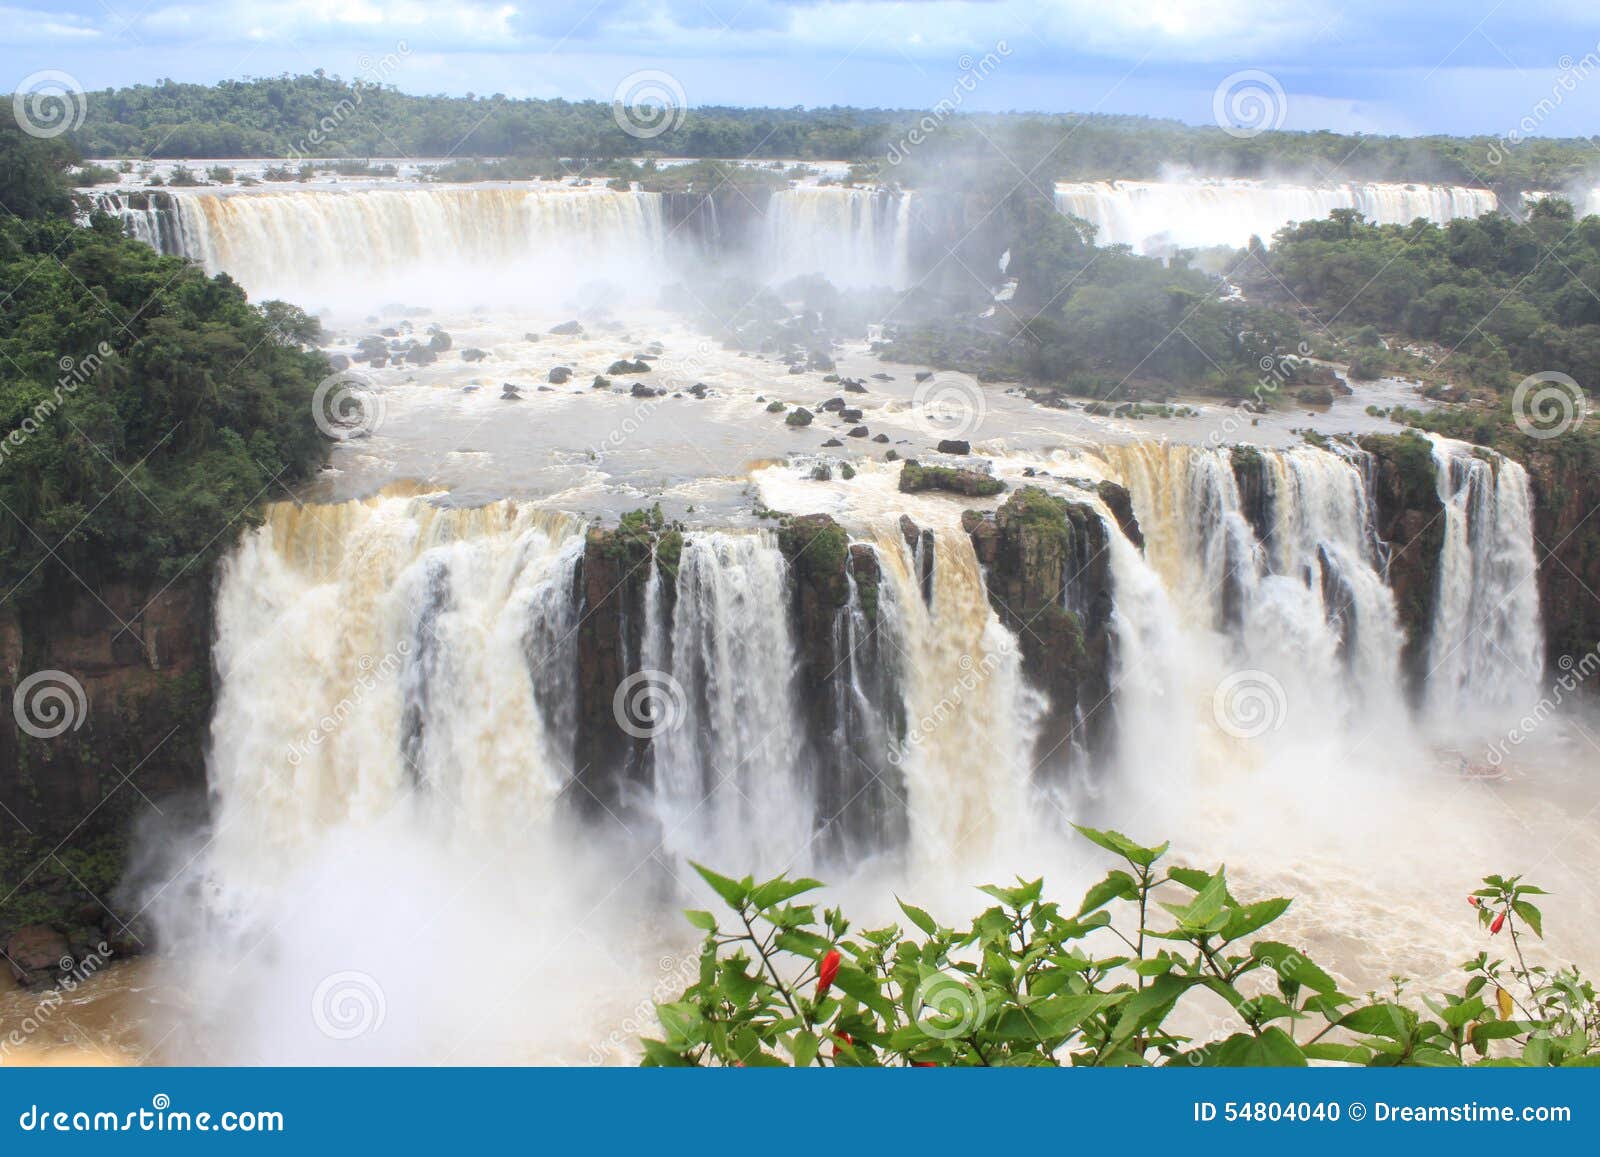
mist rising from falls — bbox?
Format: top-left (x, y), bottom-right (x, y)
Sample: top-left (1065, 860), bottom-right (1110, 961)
top-left (763, 187), bottom-right (914, 290)
top-left (1054, 178), bottom-right (1498, 253)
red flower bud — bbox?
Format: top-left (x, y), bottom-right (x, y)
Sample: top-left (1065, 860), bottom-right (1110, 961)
top-left (1468, 896), bottom-right (1479, 907)
top-left (816, 949), bottom-right (841, 999)
top-left (830, 1031), bottom-right (853, 1059)
top-left (912, 1061), bottom-right (937, 1067)
top-left (1490, 910), bottom-right (1506, 935)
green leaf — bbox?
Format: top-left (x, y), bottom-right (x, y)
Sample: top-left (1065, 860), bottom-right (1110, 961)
top-left (1512, 900), bottom-right (1544, 938)
top-left (1303, 1042), bottom-right (1374, 1063)
top-left (898, 898), bottom-right (938, 935)
top-left (787, 1030), bottom-right (821, 1067)
top-left (1194, 1027), bottom-right (1307, 1067)
top-left (1077, 870), bottom-right (1139, 917)
top-left (1220, 897), bottom-right (1291, 941)
top-left (683, 909), bottom-right (718, 931)
top-left (749, 875), bottom-right (825, 910)
top-left (1250, 942), bottom-right (1339, 994)
top-left (654, 1001), bottom-right (707, 1050)
top-left (1073, 825), bottom-right (1168, 867)
top-left (690, 862), bottom-right (748, 909)
top-left (1339, 1003), bottom-right (1415, 1041)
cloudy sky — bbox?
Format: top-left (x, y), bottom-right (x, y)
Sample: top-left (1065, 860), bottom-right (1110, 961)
top-left (6, 0), bottom-right (1600, 136)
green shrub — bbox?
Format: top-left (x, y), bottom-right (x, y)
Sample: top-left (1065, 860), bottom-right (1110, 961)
top-left (644, 828), bottom-right (1593, 1067)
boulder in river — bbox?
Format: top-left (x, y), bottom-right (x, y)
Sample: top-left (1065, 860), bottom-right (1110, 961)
top-left (549, 320), bottom-right (584, 336)
top-left (937, 439), bottom-right (971, 455)
top-left (548, 366), bottom-right (573, 384)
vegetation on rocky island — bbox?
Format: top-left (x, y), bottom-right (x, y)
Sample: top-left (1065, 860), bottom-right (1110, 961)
top-left (645, 828), bottom-right (1595, 1067)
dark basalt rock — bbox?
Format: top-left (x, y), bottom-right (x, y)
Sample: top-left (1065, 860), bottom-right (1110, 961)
top-left (785, 407), bottom-right (815, 428)
top-left (1095, 481), bottom-right (1144, 551)
top-left (548, 366), bottom-right (573, 384)
top-left (461, 347), bottom-right (487, 362)
top-left (966, 486), bottom-right (1115, 781)
top-left (549, 320), bottom-right (583, 336)
top-left (607, 358), bottom-right (652, 375)
top-left (1359, 432), bottom-right (1446, 703)
top-left (898, 459), bottom-right (1005, 497)
top-left (847, 426), bottom-right (869, 438)
top-left (937, 439), bottom-right (971, 455)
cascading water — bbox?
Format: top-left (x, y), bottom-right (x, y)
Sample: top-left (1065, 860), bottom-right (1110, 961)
top-left (1054, 178), bottom-right (1498, 254)
top-left (108, 186), bottom-right (669, 310)
top-left (1426, 437), bottom-right (1544, 718)
top-left (763, 187), bottom-right (914, 290)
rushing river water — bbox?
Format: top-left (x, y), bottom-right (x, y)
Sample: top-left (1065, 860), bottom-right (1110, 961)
top-left (15, 173), bottom-right (1593, 1065)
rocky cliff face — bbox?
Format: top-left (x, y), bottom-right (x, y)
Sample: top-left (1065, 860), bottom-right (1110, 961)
top-left (965, 486), bottom-right (1119, 779)
top-left (0, 581), bottom-right (210, 980)
top-left (1512, 437), bottom-right (1600, 665)
top-left (1359, 433), bottom-right (1447, 702)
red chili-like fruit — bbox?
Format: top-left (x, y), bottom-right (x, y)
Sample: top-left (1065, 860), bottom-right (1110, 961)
top-left (1468, 896), bottom-right (1480, 907)
top-left (1490, 910), bottom-right (1506, 934)
top-left (816, 949), bottom-right (841, 999)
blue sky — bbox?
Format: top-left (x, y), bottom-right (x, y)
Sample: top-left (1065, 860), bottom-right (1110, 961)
top-left (7, 0), bottom-right (1600, 136)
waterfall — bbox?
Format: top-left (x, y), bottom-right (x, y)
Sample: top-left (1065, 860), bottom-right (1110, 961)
top-left (208, 492), bottom-right (585, 873)
top-left (1426, 437), bottom-right (1544, 716)
top-left (763, 187), bottom-right (914, 290)
top-left (1101, 443), bottom-right (1409, 740)
top-left (1054, 178), bottom-right (1498, 253)
top-left (106, 186), bottom-right (669, 310)
top-left (647, 532), bottom-right (813, 873)
top-left (205, 440), bottom-right (1545, 883)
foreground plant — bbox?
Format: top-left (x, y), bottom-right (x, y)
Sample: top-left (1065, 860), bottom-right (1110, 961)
top-left (641, 827), bottom-right (1598, 1067)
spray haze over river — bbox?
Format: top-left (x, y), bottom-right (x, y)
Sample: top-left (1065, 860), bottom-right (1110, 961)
top-left (32, 164), bottom-right (1598, 1065)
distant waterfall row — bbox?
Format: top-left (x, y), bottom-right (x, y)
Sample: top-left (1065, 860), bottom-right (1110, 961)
top-left (1054, 178), bottom-right (1499, 254)
top-left (93, 184), bottom-right (917, 305)
top-left (206, 438), bottom-right (1544, 884)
